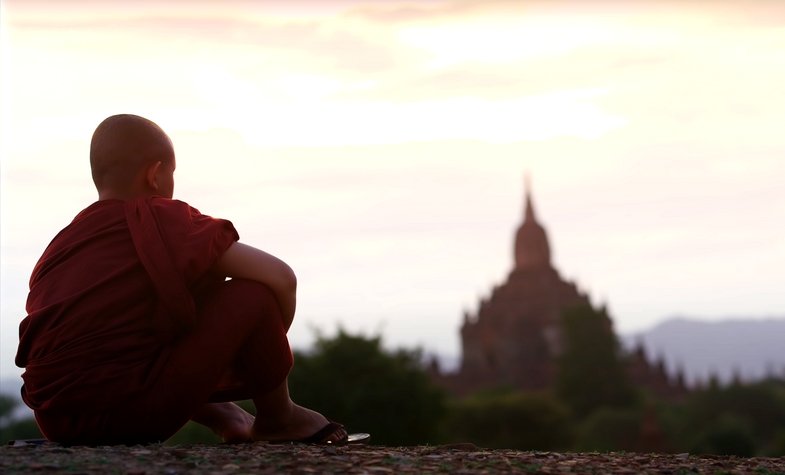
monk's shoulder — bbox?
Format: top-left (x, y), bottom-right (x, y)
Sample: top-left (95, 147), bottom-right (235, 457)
top-left (47, 200), bottom-right (124, 246)
top-left (148, 197), bottom-right (236, 236)
top-left (70, 200), bottom-right (123, 223)
top-left (148, 197), bottom-right (208, 221)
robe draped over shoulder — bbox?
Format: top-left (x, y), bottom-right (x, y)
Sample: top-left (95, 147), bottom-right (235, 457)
top-left (16, 197), bottom-right (239, 412)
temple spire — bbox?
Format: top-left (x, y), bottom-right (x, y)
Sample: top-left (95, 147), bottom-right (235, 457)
top-left (513, 173), bottom-right (551, 271)
top-left (524, 172), bottom-right (537, 224)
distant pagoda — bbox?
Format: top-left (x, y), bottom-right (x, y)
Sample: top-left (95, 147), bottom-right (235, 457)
top-left (456, 178), bottom-right (592, 392)
top-left (434, 177), bottom-right (687, 400)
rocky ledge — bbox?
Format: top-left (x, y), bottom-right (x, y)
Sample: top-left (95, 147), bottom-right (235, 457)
top-left (2, 441), bottom-right (784, 474)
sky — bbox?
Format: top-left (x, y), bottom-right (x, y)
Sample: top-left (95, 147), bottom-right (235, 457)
top-left (1, 0), bottom-right (784, 386)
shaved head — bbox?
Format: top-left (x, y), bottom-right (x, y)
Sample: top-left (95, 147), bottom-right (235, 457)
top-left (90, 114), bottom-right (174, 195)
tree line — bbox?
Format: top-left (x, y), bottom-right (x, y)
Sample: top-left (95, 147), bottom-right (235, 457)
top-left (3, 305), bottom-right (785, 455)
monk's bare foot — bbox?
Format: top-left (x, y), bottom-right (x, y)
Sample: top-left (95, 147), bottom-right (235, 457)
top-left (252, 403), bottom-right (347, 444)
top-left (191, 402), bottom-right (255, 443)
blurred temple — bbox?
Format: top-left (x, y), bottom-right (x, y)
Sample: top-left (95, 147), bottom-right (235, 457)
top-left (432, 178), bottom-right (688, 401)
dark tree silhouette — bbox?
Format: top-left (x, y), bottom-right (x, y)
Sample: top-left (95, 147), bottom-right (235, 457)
top-left (556, 305), bottom-right (637, 419)
top-left (0, 394), bottom-right (42, 443)
top-left (288, 329), bottom-right (445, 446)
top-left (443, 390), bottom-right (572, 450)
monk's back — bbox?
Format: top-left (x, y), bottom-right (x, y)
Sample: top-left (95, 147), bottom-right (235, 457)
top-left (16, 200), bottom-right (167, 411)
top-left (16, 195), bottom-right (242, 413)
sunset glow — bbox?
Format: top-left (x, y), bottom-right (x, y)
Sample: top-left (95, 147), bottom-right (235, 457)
top-left (2, 0), bottom-right (784, 381)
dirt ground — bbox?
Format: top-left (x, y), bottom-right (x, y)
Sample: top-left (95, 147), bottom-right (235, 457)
top-left (3, 441), bottom-right (785, 474)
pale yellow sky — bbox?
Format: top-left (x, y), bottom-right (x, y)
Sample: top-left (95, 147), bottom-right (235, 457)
top-left (2, 0), bottom-right (784, 381)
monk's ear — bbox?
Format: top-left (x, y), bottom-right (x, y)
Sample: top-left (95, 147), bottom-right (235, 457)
top-left (145, 161), bottom-right (162, 191)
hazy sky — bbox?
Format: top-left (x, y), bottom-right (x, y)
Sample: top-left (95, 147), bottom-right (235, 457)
top-left (2, 0), bottom-right (784, 383)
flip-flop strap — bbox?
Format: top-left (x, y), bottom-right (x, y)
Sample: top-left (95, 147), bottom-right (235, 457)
top-left (299, 422), bottom-right (348, 445)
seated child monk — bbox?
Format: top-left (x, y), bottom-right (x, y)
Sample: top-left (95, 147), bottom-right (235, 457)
top-left (15, 113), bottom-right (353, 446)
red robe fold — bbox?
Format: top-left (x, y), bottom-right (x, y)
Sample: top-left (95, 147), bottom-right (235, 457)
top-left (16, 197), bottom-right (239, 413)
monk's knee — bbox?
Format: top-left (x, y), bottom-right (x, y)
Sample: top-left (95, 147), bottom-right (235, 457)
top-left (203, 279), bottom-right (283, 329)
top-left (207, 279), bottom-right (293, 396)
top-left (223, 279), bottom-right (280, 316)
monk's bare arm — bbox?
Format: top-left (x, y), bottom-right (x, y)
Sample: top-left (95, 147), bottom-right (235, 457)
top-left (212, 242), bottom-right (297, 330)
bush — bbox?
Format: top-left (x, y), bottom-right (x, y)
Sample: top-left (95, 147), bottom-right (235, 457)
top-left (442, 391), bottom-right (571, 450)
top-left (0, 394), bottom-right (42, 444)
top-left (574, 407), bottom-right (642, 452)
top-left (691, 413), bottom-right (756, 457)
top-left (288, 329), bottom-right (446, 446)
top-left (678, 381), bottom-right (785, 455)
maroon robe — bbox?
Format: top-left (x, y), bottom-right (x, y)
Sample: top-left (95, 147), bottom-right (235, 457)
top-left (16, 197), bottom-right (292, 444)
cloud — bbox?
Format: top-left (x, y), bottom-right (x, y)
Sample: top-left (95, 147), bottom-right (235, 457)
top-left (7, 0), bottom-right (785, 149)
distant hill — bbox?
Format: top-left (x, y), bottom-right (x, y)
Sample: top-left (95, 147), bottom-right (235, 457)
top-left (621, 317), bottom-right (785, 386)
